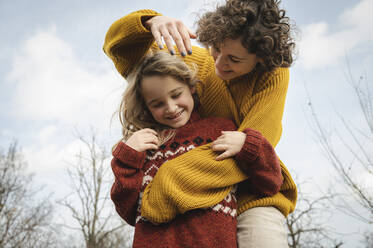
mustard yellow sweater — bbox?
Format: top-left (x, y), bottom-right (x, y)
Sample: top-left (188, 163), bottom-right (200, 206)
top-left (103, 9), bottom-right (297, 223)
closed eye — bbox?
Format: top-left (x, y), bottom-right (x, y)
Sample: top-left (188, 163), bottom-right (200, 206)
top-left (152, 102), bottom-right (164, 108)
top-left (172, 92), bottom-right (182, 99)
top-left (229, 56), bottom-right (240, 63)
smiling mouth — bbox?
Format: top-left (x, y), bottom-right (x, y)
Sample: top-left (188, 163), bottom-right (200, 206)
top-left (167, 110), bottom-right (184, 120)
top-left (216, 67), bottom-right (233, 74)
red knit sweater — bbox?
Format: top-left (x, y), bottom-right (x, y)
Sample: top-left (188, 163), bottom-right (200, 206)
top-left (111, 113), bottom-right (282, 248)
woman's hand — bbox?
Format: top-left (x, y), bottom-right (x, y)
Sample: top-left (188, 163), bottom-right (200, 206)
top-left (211, 131), bottom-right (246, 161)
top-left (144, 16), bottom-right (197, 57)
top-left (125, 128), bottom-right (159, 152)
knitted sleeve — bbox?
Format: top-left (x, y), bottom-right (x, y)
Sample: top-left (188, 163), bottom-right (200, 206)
top-left (235, 128), bottom-right (282, 197)
top-left (111, 142), bottom-right (146, 226)
top-left (103, 9), bottom-right (161, 77)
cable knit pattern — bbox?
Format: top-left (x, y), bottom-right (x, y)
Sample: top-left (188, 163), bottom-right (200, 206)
top-left (104, 9), bottom-right (297, 223)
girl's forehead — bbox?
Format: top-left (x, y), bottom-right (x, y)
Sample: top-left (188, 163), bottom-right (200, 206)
top-left (141, 76), bottom-right (187, 98)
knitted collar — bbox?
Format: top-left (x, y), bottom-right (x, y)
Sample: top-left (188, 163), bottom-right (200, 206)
top-left (174, 111), bottom-right (201, 138)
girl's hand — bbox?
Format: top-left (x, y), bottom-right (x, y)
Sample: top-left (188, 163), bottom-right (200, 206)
top-left (125, 128), bottom-right (159, 152)
top-left (144, 16), bottom-right (197, 57)
top-left (211, 131), bottom-right (246, 161)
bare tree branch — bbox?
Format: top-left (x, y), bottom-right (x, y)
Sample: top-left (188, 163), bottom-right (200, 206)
top-left (0, 141), bottom-right (59, 248)
top-left (286, 180), bottom-right (343, 248)
top-left (59, 130), bottom-right (132, 248)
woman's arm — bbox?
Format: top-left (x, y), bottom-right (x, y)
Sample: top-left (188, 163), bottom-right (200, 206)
top-left (103, 10), bottom-right (161, 77)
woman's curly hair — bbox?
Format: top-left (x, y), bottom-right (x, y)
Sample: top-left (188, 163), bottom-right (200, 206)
top-left (196, 0), bottom-right (295, 72)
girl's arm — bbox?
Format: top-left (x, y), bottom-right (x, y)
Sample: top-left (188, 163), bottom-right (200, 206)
top-left (234, 128), bottom-right (282, 197)
top-left (111, 142), bottom-right (146, 226)
top-left (211, 128), bottom-right (282, 196)
top-left (111, 128), bottom-right (158, 225)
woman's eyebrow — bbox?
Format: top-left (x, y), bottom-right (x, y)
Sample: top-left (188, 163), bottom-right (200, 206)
top-left (229, 54), bottom-right (245, 60)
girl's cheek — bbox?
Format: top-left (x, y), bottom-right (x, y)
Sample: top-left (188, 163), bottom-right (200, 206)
top-left (153, 109), bottom-right (163, 118)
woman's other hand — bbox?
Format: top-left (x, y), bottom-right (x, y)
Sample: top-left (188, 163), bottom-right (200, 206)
top-left (144, 16), bottom-right (197, 57)
top-left (125, 128), bottom-right (159, 152)
top-left (212, 131), bottom-right (246, 161)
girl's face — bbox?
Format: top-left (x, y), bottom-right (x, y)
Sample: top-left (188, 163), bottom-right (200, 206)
top-left (141, 75), bottom-right (195, 129)
top-left (211, 38), bottom-right (259, 81)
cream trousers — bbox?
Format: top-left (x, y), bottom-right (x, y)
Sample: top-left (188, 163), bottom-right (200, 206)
top-left (237, 207), bottom-right (289, 248)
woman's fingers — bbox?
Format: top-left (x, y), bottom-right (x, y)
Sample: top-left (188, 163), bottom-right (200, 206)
top-left (168, 23), bottom-right (187, 56)
top-left (174, 20), bottom-right (196, 55)
top-left (159, 25), bottom-right (176, 54)
top-left (151, 27), bottom-right (164, 50)
top-left (182, 26), bottom-right (196, 54)
top-left (146, 16), bottom-right (195, 56)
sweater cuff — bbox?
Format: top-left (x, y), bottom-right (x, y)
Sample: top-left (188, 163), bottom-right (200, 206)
top-left (112, 142), bottom-right (146, 169)
top-left (235, 128), bottom-right (262, 163)
top-left (136, 9), bottom-right (162, 32)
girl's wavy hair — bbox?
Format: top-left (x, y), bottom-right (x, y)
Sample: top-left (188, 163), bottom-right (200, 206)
top-left (116, 52), bottom-right (199, 147)
top-left (196, 0), bottom-right (295, 72)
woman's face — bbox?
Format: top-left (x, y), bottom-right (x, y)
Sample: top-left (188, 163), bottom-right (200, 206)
top-left (211, 38), bottom-right (259, 81)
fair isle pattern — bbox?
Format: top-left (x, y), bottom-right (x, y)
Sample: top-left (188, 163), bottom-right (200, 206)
top-left (209, 186), bottom-right (238, 218)
top-left (135, 141), bottom-right (237, 224)
top-left (145, 144), bottom-right (196, 161)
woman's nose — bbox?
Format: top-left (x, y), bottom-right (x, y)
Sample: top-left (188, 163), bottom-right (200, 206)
top-left (214, 53), bottom-right (227, 68)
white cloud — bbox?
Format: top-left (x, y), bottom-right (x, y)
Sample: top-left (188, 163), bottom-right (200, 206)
top-left (7, 26), bottom-right (124, 130)
top-left (298, 0), bottom-right (373, 69)
top-left (340, 0), bottom-right (373, 31)
top-left (6, 26), bottom-right (125, 173)
top-left (21, 126), bottom-right (85, 172)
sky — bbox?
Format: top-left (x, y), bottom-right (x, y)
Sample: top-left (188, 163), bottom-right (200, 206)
top-left (1, 0), bottom-right (372, 246)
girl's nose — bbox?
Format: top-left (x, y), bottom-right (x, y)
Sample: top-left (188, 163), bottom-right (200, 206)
top-left (166, 101), bottom-right (178, 114)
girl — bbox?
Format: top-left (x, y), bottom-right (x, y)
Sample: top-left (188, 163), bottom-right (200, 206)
top-left (111, 52), bottom-right (282, 248)
top-left (104, 0), bottom-right (297, 247)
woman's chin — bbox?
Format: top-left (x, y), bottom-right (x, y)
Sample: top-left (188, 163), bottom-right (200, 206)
top-left (216, 69), bottom-right (235, 81)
